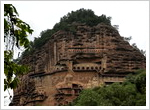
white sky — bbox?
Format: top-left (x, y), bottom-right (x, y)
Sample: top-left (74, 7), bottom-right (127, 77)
top-left (11, 1), bottom-right (149, 51)
top-left (2, 0), bottom-right (149, 106)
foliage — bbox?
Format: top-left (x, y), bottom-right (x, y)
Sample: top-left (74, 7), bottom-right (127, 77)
top-left (4, 4), bottom-right (33, 50)
top-left (22, 8), bottom-right (112, 57)
top-left (123, 36), bottom-right (146, 56)
top-left (132, 43), bottom-right (146, 56)
top-left (4, 4), bottom-right (33, 92)
top-left (34, 29), bottom-right (55, 48)
top-left (113, 25), bottom-right (119, 30)
top-left (4, 51), bottom-right (29, 91)
top-left (72, 89), bottom-right (101, 106)
top-left (126, 69), bottom-right (146, 94)
top-left (53, 8), bottom-right (111, 31)
top-left (71, 69), bottom-right (146, 106)
top-left (123, 36), bottom-right (132, 43)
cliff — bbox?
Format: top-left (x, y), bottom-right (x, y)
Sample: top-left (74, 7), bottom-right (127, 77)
top-left (10, 23), bottom-right (146, 106)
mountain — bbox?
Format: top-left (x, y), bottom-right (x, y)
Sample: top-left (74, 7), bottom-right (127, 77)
top-left (10, 9), bottom-right (145, 106)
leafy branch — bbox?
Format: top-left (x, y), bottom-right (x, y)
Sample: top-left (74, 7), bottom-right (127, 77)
top-left (4, 4), bottom-right (33, 93)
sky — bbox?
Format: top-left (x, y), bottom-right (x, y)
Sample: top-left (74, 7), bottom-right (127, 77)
top-left (11, 1), bottom-right (149, 52)
top-left (2, 0), bottom-right (149, 106)
top-left (2, 1), bottom-right (149, 59)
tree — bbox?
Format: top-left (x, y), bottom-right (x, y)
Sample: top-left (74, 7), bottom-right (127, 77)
top-left (71, 69), bottom-right (146, 106)
top-left (72, 89), bottom-right (101, 106)
top-left (4, 4), bottom-right (33, 95)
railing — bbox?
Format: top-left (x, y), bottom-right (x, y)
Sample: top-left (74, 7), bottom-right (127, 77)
top-left (73, 66), bottom-right (101, 71)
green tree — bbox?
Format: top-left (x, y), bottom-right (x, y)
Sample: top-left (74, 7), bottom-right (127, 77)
top-left (72, 89), bottom-right (101, 106)
top-left (71, 69), bottom-right (146, 106)
top-left (4, 4), bottom-right (33, 94)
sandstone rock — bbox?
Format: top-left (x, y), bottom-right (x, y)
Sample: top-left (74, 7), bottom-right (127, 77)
top-left (10, 23), bottom-right (145, 106)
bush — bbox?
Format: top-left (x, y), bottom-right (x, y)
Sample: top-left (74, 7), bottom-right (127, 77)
top-left (71, 69), bottom-right (146, 106)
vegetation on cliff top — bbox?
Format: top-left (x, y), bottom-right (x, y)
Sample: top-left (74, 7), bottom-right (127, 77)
top-left (21, 8), bottom-right (112, 57)
top-left (21, 8), bottom-right (146, 58)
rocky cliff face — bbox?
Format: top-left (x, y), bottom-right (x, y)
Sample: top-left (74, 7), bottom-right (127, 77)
top-left (10, 23), bottom-right (146, 106)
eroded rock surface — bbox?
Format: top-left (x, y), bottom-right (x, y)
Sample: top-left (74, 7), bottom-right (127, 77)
top-left (10, 23), bottom-right (145, 106)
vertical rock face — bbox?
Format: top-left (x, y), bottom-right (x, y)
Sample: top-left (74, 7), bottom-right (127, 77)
top-left (10, 23), bottom-right (145, 106)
